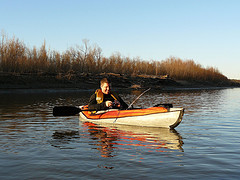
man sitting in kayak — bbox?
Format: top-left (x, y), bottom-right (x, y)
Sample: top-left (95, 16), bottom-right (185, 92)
top-left (88, 78), bottom-right (128, 110)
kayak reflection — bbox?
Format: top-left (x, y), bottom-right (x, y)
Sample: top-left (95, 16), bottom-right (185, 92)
top-left (82, 122), bottom-right (184, 158)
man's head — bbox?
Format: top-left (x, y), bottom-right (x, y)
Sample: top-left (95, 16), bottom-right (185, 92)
top-left (100, 78), bottom-right (111, 94)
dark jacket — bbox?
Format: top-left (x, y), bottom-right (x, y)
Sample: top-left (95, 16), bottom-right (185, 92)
top-left (88, 91), bottom-right (128, 110)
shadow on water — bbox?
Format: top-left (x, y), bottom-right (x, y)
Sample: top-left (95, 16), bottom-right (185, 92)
top-left (51, 130), bottom-right (80, 149)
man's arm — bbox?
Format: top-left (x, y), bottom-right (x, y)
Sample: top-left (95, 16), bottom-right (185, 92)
top-left (88, 93), bottom-right (107, 110)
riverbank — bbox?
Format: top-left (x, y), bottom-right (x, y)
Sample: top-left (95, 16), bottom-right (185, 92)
top-left (0, 72), bottom-right (239, 91)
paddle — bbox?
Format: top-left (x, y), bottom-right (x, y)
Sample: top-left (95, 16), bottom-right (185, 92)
top-left (53, 87), bottom-right (172, 116)
top-left (53, 106), bottom-right (96, 116)
top-left (53, 103), bottom-right (173, 116)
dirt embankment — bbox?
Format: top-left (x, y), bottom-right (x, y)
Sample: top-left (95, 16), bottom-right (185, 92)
top-left (0, 72), bottom-right (239, 90)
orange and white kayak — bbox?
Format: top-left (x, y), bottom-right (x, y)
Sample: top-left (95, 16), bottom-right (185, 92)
top-left (79, 105), bottom-right (184, 129)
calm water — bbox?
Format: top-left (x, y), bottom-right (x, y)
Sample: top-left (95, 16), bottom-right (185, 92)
top-left (0, 88), bottom-right (240, 179)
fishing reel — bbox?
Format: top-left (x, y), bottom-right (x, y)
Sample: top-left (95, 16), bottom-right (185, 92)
top-left (110, 100), bottom-right (120, 108)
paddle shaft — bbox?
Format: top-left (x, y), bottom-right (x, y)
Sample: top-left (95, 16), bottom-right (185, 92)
top-left (53, 106), bottom-right (97, 116)
top-left (53, 103), bottom-right (173, 117)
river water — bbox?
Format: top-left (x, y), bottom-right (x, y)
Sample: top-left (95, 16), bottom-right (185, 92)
top-left (0, 88), bottom-right (240, 179)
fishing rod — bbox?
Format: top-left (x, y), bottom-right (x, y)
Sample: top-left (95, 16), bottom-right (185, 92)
top-left (113, 88), bottom-right (151, 123)
top-left (127, 88), bottom-right (151, 110)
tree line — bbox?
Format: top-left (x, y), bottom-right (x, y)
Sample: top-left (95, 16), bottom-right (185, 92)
top-left (0, 33), bottom-right (228, 82)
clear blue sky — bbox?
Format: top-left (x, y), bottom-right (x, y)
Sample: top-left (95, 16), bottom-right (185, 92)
top-left (1, 0), bottom-right (239, 79)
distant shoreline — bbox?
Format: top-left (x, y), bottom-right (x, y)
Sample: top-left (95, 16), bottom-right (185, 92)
top-left (0, 72), bottom-right (239, 92)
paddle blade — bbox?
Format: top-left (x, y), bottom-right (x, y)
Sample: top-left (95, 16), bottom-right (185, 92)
top-left (53, 106), bottom-right (81, 116)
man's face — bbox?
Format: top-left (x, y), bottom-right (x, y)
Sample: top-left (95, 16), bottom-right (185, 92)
top-left (101, 83), bottom-right (110, 94)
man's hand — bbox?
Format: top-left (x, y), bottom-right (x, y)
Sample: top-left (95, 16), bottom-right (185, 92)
top-left (105, 100), bottom-right (121, 108)
top-left (105, 101), bottom-right (113, 107)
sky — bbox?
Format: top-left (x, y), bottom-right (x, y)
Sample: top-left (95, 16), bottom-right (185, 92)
top-left (0, 0), bottom-right (239, 79)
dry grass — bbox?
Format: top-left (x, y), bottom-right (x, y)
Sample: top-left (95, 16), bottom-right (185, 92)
top-left (0, 33), bottom-right (228, 83)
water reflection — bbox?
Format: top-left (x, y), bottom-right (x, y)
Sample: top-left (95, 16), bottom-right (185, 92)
top-left (83, 123), bottom-right (118, 158)
top-left (2, 88), bottom-right (239, 179)
top-left (82, 122), bottom-right (184, 158)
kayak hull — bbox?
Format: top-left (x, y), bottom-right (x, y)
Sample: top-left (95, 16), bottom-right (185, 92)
top-left (79, 107), bottom-right (184, 129)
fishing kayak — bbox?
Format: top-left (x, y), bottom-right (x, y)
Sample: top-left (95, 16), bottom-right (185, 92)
top-left (79, 105), bottom-right (184, 129)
